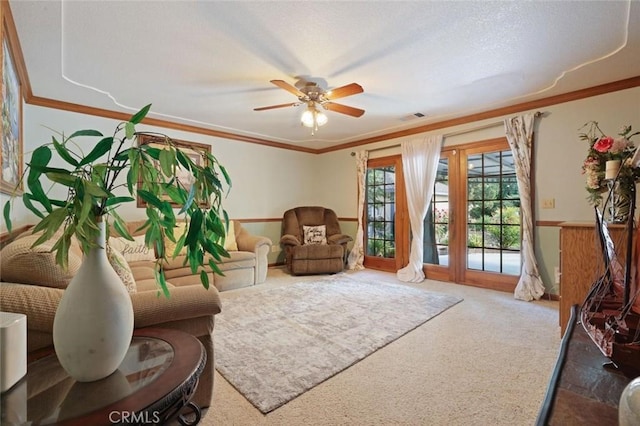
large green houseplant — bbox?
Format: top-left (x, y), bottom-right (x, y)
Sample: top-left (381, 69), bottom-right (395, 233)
top-left (3, 104), bottom-right (231, 381)
top-left (3, 104), bottom-right (232, 296)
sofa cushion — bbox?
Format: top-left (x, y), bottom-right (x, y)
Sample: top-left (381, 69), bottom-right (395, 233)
top-left (162, 251), bottom-right (255, 281)
top-left (108, 235), bottom-right (155, 262)
top-left (291, 244), bottom-right (343, 260)
top-left (0, 231), bottom-right (83, 289)
top-left (223, 221), bottom-right (238, 251)
top-left (164, 222), bottom-right (188, 257)
top-left (216, 252), bottom-right (256, 272)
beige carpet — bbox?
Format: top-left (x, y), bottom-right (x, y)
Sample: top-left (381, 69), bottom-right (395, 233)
top-left (213, 273), bottom-right (462, 413)
top-left (203, 268), bottom-right (561, 425)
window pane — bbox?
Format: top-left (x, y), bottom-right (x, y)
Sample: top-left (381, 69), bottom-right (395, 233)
top-left (424, 157), bottom-right (449, 266)
top-left (465, 149), bottom-right (521, 275)
top-left (365, 166), bottom-right (396, 259)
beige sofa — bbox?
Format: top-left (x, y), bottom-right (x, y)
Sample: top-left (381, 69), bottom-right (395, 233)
top-left (0, 219), bottom-right (272, 409)
top-left (120, 219), bottom-right (272, 291)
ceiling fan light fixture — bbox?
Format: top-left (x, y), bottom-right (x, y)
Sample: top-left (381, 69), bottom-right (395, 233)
top-left (300, 104), bottom-right (328, 133)
top-left (316, 110), bottom-right (328, 127)
top-left (301, 108), bottom-right (315, 128)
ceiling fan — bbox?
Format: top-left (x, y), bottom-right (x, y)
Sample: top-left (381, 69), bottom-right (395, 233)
top-left (254, 79), bottom-right (365, 134)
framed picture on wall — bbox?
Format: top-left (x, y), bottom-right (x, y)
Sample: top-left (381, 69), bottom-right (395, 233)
top-left (0, 5), bottom-right (24, 195)
top-left (136, 135), bottom-right (212, 208)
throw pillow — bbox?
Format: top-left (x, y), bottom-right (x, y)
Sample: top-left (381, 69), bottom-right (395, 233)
top-left (106, 244), bottom-right (137, 293)
top-left (224, 221), bottom-right (238, 251)
top-left (164, 222), bottom-right (188, 257)
top-left (303, 225), bottom-right (327, 245)
top-left (108, 235), bottom-right (155, 262)
top-left (0, 230), bottom-right (83, 288)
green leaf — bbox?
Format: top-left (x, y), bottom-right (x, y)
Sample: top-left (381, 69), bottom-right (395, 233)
top-left (200, 270), bottom-right (210, 290)
top-left (163, 184), bottom-right (187, 206)
top-left (78, 137), bottom-right (114, 166)
top-left (219, 164), bottom-right (232, 187)
top-left (114, 148), bottom-right (132, 161)
top-left (137, 190), bottom-right (164, 210)
top-left (178, 184), bottom-right (196, 214)
top-left (3, 201), bottom-right (12, 232)
top-left (29, 145), bottom-right (53, 170)
top-left (45, 171), bottom-right (77, 187)
top-left (111, 210), bottom-right (134, 240)
top-left (22, 194), bottom-right (45, 219)
top-left (77, 185), bottom-right (93, 227)
top-left (27, 146), bottom-right (53, 212)
top-left (159, 148), bottom-right (174, 177)
top-left (154, 267), bottom-right (171, 298)
top-left (104, 196), bottom-right (135, 207)
top-left (68, 129), bottom-right (103, 139)
top-left (186, 209), bottom-right (203, 248)
top-left (83, 181), bottom-right (110, 197)
top-left (32, 208), bottom-right (67, 238)
top-left (125, 122), bottom-right (135, 140)
top-left (52, 232), bottom-right (71, 271)
top-left (130, 104), bottom-right (152, 125)
top-left (141, 146), bottom-right (162, 160)
top-left (172, 234), bottom-right (187, 257)
top-left (127, 149), bottom-right (140, 194)
top-left (208, 258), bottom-right (225, 277)
top-left (52, 136), bottom-right (79, 166)
top-left (176, 150), bottom-right (192, 170)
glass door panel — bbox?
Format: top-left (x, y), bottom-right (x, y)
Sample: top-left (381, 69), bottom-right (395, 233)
top-left (364, 155), bottom-right (407, 272)
top-left (461, 142), bottom-right (520, 291)
top-left (424, 156), bottom-right (450, 266)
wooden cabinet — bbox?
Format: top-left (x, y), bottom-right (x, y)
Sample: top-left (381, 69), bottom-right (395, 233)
top-left (558, 222), bottom-right (629, 336)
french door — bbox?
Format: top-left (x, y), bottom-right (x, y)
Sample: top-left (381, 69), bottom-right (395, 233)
top-left (363, 139), bottom-right (520, 291)
top-left (424, 138), bottom-right (520, 290)
top-left (362, 155), bottom-right (408, 272)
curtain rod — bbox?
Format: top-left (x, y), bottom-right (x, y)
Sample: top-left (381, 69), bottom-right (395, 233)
top-left (351, 111), bottom-right (544, 156)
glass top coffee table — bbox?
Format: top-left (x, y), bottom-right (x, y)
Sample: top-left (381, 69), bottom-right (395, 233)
top-left (1, 328), bottom-right (206, 425)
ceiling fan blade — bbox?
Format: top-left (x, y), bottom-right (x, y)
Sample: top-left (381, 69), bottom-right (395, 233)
top-left (253, 102), bottom-right (300, 111)
top-left (326, 83), bottom-right (363, 100)
top-left (324, 102), bottom-right (365, 118)
top-left (270, 80), bottom-right (305, 98)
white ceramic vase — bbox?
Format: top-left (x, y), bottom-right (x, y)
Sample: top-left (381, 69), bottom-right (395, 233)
top-left (52, 220), bottom-right (134, 382)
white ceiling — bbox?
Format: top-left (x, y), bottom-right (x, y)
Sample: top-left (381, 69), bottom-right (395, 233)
top-left (9, 1), bottom-right (640, 151)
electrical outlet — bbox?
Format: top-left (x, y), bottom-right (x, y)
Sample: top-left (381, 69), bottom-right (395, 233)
top-left (554, 267), bottom-right (560, 284)
top-left (271, 246), bottom-right (281, 253)
top-left (542, 198), bottom-right (555, 209)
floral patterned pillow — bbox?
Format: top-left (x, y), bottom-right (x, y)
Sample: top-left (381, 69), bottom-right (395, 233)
top-left (106, 244), bottom-right (137, 293)
top-left (303, 225), bottom-right (327, 245)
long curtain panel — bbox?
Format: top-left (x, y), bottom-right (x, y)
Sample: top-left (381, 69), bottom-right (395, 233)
top-left (504, 113), bottom-right (545, 301)
top-left (348, 150), bottom-right (369, 270)
top-left (397, 135), bottom-right (443, 282)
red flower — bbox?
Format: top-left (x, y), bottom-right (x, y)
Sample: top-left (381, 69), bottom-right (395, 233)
top-left (594, 136), bottom-right (614, 153)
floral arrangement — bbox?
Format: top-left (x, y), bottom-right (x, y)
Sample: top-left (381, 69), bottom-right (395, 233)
top-left (580, 122), bottom-right (639, 205)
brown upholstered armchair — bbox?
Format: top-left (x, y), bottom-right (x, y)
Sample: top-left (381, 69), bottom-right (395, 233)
top-left (280, 206), bottom-right (353, 275)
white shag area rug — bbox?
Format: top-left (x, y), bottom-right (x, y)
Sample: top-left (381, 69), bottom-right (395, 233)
top-left (213, 273), bottom-right (462, 413)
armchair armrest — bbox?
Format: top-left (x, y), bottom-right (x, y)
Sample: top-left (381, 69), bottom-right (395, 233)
top-left (328, 233), bottom-right (353, 246)
top-left (280, 234), bottom-right (301, 247)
